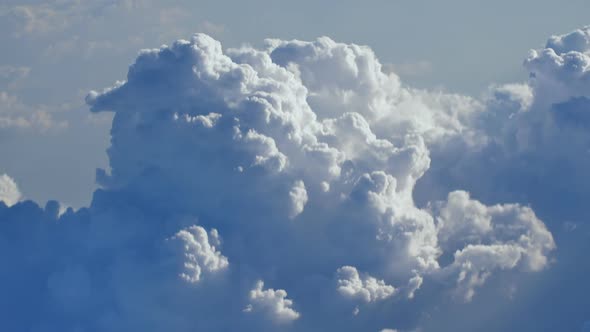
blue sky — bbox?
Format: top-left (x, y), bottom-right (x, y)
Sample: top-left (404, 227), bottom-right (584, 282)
top-left (1, 1), bottom-right (589, 331)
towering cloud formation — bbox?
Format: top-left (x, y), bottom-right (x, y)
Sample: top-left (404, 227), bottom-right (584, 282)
top-left (417, 26), bottom-right (590, 225)
top-left (6, 26), bottom-right (590, 331)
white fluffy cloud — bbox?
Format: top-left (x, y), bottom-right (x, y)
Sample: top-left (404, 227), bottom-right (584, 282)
top-left (0, 174), bottom-right (21, 206)
top-left (417, 26), bottom-right (590, 227)
top-left (166, 225), bottom-right (228, 283)
top-left (433, 191), bottom-right (554, 270)
top-left (245, 280), bottom-right (300, 323)
top-left (0, 26), bottom-right (571, 331)
top-left (525, 26), bottom-right (590, 106)
top-left (336, 266), bottom-right (396, 303)
top-left (288, 179), bottom-right (308, 218)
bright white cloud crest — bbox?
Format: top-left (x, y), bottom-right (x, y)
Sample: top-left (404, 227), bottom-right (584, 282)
top-left (0, 174), bottom-right (21, 206)
top-left (166, 225), bottom-right (228, 283)
top-left (336, 266), bottom-right (396, 303)
top-left (5, 26), bottom-right (585, 331)
top-left (245, 280), bottom-right (300, 323)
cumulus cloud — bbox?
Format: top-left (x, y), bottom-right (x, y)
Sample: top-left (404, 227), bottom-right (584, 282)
top-left (0, 174), bottom-right (21, 206)
top-left (166, 225), bottom-right (228, 283)
top-left (417, 25), bottom-right (590, 226)
top-left (403, 27), bottom-right (590, 330)
top-left (0, 26), bottom-right (573, 331)
top-left (336, 266), bottom-right (396, 303)
top-left (524, 27), bottom-right (590, 107)
top-left (434, 191), bottom-right (554, 264)
top-left (245, 280), bottom-right (300, 323)
top-left (288, 180), bottom-right (308, 218)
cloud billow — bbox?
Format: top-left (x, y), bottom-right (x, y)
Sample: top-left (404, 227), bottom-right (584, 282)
top-left (5, 26), bottom-right (589, 331)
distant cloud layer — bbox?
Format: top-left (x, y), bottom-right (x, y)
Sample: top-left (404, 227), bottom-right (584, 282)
top-left (1, 26), bottom-right (589, 331)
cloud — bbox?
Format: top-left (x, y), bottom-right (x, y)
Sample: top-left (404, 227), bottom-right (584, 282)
top-left (416, 25), bottom-right (590, 226)
top-left (524, 27), bottom-right (590, 107)
top-left (245, 280), bottom-right (300, 324)
top-left (288, 180), bottom-right (308, 218)
top-left (403, 26), bottom-right (590, 330)
top-left (4, 4), bottom-right (69, 35)
top-left (0, 27), bottom-right (570, 331)
top-left (1, 1), bottom-right (144, 37)
top-left (0, 174), bottom-right (21, 206)
top-left (165, 225), bottom-right (229, 283)
top-left (433, 191), bottom-right (555, 269)
top-left (0, 91), bottom-right (68, 130)
top-left (336, 266), bottom-right (396, 303)
top-left (545, 26), bottom-right (590, 56)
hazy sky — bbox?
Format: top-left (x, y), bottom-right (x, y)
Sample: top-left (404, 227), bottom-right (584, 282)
top-left (1, 0), bottom-right (589, 207)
